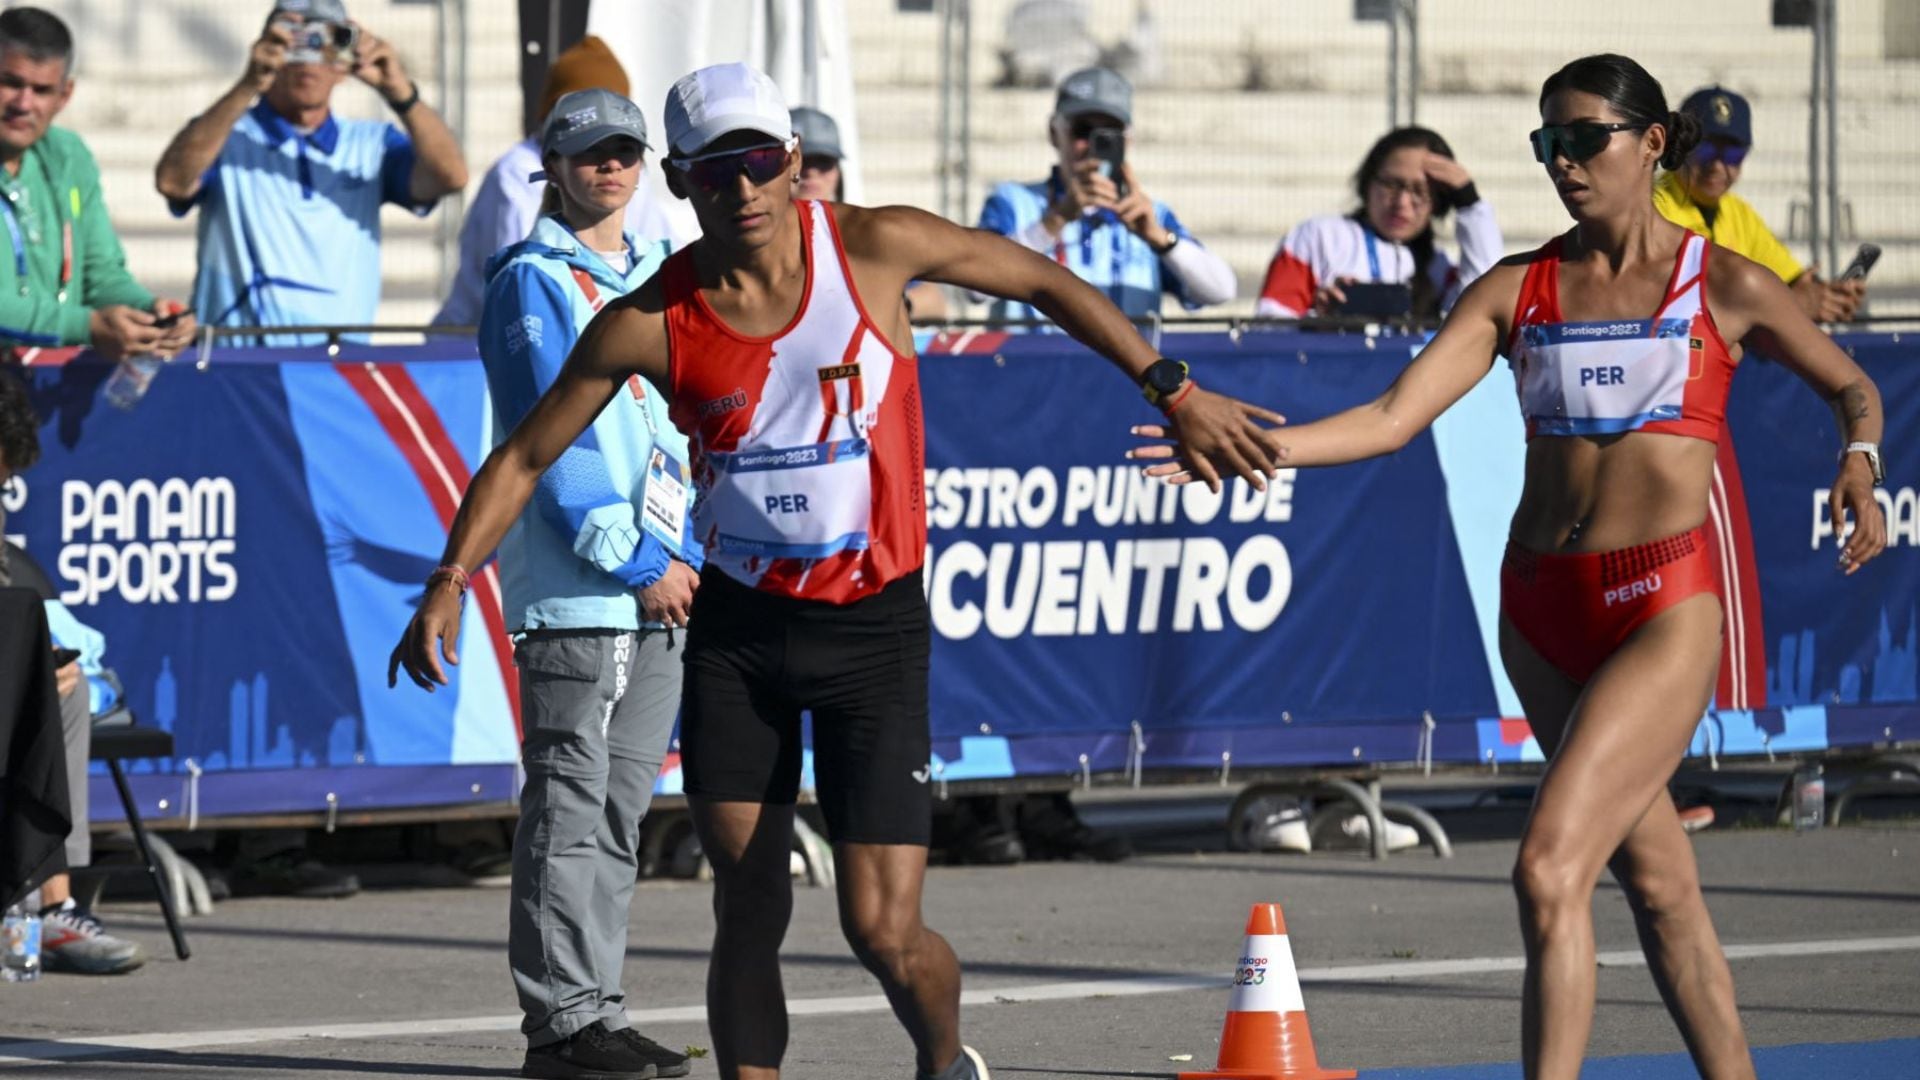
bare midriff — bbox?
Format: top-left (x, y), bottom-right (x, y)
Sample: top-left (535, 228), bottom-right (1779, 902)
top-left (1508, 431), bottom-right (1718, 554)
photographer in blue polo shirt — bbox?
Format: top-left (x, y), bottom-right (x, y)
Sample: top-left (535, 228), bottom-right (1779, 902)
top-left (154, 0), bottom-right (468, 345)
top-left (975, 66), bottom-right (1236, 330)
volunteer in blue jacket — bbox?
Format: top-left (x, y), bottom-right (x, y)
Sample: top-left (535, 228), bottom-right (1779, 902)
top-left (473, 88), bottom-right (696, 1080)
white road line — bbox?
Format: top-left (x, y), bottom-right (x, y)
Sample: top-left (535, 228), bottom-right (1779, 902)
top-left (4, 934), bottom-right (1918, 1066)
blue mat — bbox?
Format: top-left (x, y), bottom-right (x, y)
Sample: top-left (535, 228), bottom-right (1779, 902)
top-left (1363, 1037), bottom-right (1920, 1078)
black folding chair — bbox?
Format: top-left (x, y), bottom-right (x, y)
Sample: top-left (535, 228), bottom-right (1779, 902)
top-left (88, 703), bottom-right (190, 961)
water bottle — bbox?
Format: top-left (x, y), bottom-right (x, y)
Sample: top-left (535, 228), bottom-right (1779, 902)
top-left (2, 905), bottom-right (41, 983)
top-left (1792, 763), bottom-right (1826, 830)
top-left (103, 355), bottom-right (164, 411)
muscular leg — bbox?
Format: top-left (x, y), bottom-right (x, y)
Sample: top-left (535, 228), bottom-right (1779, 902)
top-left (691, 798), bottom-right (796, 1080)
top-left (836, 842), bottom-right (963, 1076)
top-left (1500, 595), bottom-right (1751, 1080)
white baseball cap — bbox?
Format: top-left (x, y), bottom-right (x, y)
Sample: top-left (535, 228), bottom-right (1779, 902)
top-left (663, 63), bottom-right (792, 158)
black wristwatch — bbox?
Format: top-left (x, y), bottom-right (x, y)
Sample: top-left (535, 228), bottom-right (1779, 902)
top-left (1139, 358), bottom-right (1189, 407)
top-left (387, 81), bottom-right (421, 116)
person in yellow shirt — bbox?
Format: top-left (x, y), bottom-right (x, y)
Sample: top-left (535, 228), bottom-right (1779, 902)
top-left (1654, 85), bottom-right (1864, 322)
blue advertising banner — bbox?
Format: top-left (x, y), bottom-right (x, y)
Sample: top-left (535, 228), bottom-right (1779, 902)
top-left (5, 330), bottom-right (1914, 821)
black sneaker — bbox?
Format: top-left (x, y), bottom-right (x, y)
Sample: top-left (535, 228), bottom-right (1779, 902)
top-left (613, 1026), bottom-right (691, 1078)
top-left (522, 1022), bottom-right (656, 1080)
top-left (228, 851), bottom-right (361, 899)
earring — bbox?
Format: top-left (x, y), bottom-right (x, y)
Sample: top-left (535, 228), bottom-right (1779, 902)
top-left (792, 174), bottom-right (801, 182)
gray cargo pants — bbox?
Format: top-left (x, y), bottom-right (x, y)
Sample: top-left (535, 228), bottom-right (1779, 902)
top-left (510, 628), bottom-right (681, 1047)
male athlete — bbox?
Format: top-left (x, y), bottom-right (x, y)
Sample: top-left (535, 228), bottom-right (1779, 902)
top-left (391, 63), bottom-right (1279, 1080)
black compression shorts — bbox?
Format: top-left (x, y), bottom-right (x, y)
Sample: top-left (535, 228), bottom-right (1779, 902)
top-left (680, 567), bottom-right (933, 846)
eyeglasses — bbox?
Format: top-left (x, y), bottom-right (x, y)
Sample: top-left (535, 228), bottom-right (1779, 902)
top-left (1689, 140), bottom-right (1750, 167)
top-left (1370, 177), bottom-right (1431, 206)
top-left (1529, 122), bottom-right (1645, 164)
top-left (669, 139), bottom-right (796, 192)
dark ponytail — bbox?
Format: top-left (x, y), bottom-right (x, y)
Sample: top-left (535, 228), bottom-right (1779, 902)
top-left (1660, 110), bottom-right (1702, 170)
top-left (1540, 54), bottom-right (1696, 170)
top-left (1352, 125), bottom-right (1457, 319)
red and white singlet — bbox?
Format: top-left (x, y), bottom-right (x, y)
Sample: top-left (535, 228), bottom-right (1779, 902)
top-left (665, 199), bottom-right (925, 604)
top-left (1506, 231), bottom-right (1737, 443)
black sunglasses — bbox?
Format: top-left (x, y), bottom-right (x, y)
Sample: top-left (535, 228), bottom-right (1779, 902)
top-left (1529, 122), bottom-right (1645, 164)
top-left (669, 141), bottom-right (793, 192)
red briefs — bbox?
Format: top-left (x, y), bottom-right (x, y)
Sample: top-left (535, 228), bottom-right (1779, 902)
top-left (1499, 527), bottom-right (1717, 684)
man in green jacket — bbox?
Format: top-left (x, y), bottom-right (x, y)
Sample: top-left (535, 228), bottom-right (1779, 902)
top-left (0, 7), bottom-right (194, 360)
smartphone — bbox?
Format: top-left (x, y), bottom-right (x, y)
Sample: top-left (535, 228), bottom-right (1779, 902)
top-left (52, 646), bottom-right (81, 668)
top-left (1332, 282), bottom-right (1414, 318)
top-left (1087, 127), bottom-right (1127, 196)
top-left (1838, 243), bottom-right (1881, 283)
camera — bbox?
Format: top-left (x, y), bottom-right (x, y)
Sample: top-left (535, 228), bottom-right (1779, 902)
top-left (276, 18), bottom-right (358, 66)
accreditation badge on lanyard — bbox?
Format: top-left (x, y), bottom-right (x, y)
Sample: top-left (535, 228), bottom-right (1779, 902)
top-left (640, 447), bottom-right (690, 558)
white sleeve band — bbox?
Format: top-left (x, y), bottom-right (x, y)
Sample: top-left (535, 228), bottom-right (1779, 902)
top-left (1162, 237), bottom-right (1238, 306)
top-left (1452, 199), bottom-right (1504, 291)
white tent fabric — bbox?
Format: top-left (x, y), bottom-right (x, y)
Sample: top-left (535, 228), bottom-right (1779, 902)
top-left (586, 0), bottom-right (864, 243)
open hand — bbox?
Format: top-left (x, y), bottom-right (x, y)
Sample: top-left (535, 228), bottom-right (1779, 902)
top-left (1126, 387), bottom-right (1285, 492)
top-left (388, 579), bottom-right (465, 690)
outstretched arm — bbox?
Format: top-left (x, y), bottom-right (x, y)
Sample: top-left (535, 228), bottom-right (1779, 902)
top-left (388, 295), bottom-right (668, 689)
top-left (1131, 263), bottom-right (1520, 481)
top-left (1717, 252), bottom-right (1886, 573)
top-left (850, 203), bottom-right (1283, 491)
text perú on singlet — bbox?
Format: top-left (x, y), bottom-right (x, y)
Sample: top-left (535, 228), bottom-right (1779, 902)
top-left (1506, 231), bottom-right (1737, 443)
top-left (665, 200), bottom-right (925, 604)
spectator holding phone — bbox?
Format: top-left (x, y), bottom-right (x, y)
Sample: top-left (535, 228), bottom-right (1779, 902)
top-left (155, 0), bottom-right (468, 346)
top-left (1258, 126), bottom-right (1502, 321)
top-left (975, 66), bottom-right (1236, 329)
top-left (1655, 86), bottom-right (1864, 323)
top-left (0, 8), bottom-right (194, 364)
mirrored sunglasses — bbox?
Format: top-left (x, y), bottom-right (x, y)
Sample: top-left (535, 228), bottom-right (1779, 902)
top-left (669, 140), bottom-right (795, 192)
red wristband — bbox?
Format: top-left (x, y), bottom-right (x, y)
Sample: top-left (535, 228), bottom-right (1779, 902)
top-left (1161, 380), bottom-right (1198, 415)
top-left (427, 564), bottom-right (470, 596)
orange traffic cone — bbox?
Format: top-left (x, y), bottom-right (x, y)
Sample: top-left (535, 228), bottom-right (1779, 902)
top-left (1179, 903), bottom-right (1355, 1080)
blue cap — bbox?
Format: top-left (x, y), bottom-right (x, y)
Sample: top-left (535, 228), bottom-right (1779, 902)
top-left (1680, 86), bottom-right (1752, 147)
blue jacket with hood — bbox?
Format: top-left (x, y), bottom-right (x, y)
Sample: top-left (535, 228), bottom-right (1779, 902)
top-left (477, 214), bottom-right (699, 632)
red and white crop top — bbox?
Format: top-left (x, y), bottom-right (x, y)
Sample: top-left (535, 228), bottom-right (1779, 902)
top-left (1505, 232), bottom-right (1737, 443)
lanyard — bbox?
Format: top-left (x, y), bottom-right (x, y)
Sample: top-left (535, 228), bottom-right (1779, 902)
top-left (568, 264), bottom-right (658, 437)
top-left (0, 175), bottom-right (73, 301)
top-left (1361, 225), bottom-right (1382, 283)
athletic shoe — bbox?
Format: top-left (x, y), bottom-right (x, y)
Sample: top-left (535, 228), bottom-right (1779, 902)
top-left (917, 1044), bottom-right (991, 1080)
top-left (40, 902), bottom-right (146, 975)
top-left (522, 1022), bottom-right (656, 1080)
top-left (229, 851), bottom-right (361, 899)
top-left (612, 1026), bottom-right (690, 1078)
top-left (1677, 804), bottom-right (1716, 833)
top-left (1312, 812), bottom-right (1421, 853)
top-left (1236, 796), bottom-right (1312, 853)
